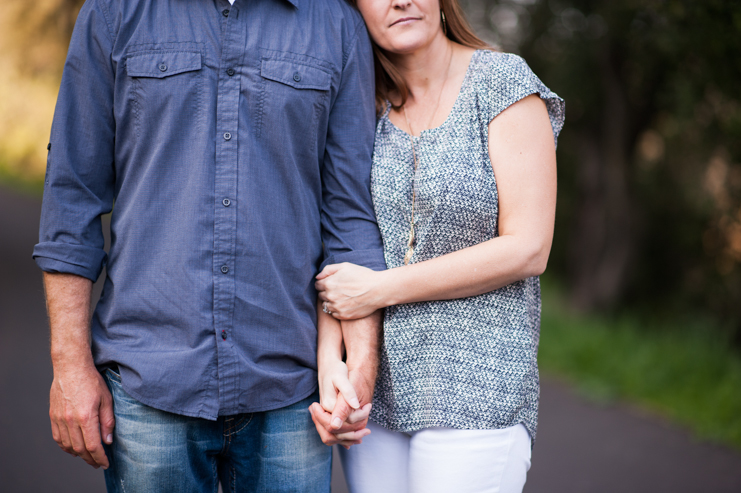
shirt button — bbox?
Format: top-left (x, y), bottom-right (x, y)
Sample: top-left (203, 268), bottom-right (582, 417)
top-left (220, 265), bottom-right (229, 274)
top-left (223, 132), bottom-right (232, 141)
top-left (221, 330), bottom-right (227, 341)
top-left (159, 63), bottom-right (167, 72)
top-left (222, 9), bottom-right (229, 17)
top-left (293, 72), bottom-right (301, 82)
top-left (226, 68), bottom-right (235, 77)
top-left (222, 198), bottom-right (231, 207)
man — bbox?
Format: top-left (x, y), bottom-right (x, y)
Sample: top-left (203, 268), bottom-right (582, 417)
top-left (33, 0), bottom-right (383, 490)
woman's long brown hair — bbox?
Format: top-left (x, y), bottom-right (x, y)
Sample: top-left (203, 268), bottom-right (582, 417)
top-left (348, 0), bottom-right (493, 113)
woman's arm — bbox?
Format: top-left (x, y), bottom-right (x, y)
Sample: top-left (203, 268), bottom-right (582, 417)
top-left (316, 94), bottom-right (557, 320)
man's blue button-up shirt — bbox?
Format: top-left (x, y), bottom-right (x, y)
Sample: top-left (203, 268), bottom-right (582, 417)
top-left (33, 0), bottom-right (385, 419)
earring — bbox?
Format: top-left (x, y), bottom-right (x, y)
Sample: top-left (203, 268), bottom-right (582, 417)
top-left (441, 10), bottom-right (448, 36)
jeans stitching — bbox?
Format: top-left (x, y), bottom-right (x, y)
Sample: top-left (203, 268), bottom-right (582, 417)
top-left (233, 413), bottom-right (253, 435)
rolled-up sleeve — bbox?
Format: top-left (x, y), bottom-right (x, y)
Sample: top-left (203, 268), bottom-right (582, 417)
top-left (320, 21), bottom-right (386, 272)
top-left (33, 0), bottom-right (116, 282)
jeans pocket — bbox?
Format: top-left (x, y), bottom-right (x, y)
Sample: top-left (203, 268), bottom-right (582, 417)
top-left (104, 366), bottom-right (122, 385)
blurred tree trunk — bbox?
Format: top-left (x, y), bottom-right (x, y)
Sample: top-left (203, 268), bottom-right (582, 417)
top-left (569, 49), bottom-right (633, 310)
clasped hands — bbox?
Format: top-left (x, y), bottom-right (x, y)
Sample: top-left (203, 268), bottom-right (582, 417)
top-left (310, 263), bottom-right (384, 449)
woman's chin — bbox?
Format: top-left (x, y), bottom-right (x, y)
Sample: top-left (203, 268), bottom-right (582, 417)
top-left (381, 32), bottom-right (438, 57)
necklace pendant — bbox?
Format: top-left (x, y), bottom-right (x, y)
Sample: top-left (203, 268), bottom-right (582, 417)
top-left (404, 246), bottom-right (414, 265)
top-left (404, 227), bottom-right (415, 265)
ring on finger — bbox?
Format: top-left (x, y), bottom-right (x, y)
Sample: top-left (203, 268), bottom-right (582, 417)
top-left (322, 301), bottom-right (332, 314)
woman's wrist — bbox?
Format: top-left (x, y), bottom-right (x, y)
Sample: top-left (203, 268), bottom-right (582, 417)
top-left (375, 267), bottom-right (401, 308)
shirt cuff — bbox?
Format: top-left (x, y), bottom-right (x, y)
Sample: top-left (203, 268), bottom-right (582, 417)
top-left (320, 248), bottom-right (386, 273)
top-left (33, 242), bottom-right (107, 282)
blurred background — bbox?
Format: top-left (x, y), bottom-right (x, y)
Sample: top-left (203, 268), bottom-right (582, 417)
top-left (1, 0), bottom-right (741, 491)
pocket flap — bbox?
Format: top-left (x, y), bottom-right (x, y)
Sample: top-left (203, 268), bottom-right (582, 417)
top-left (260, 58), bottom-right (331, 90)
top-left (127, 51), bottom-right (202, 78)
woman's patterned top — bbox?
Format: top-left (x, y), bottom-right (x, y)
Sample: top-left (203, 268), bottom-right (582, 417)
top-left (369, 50), bottom-right (564, 441)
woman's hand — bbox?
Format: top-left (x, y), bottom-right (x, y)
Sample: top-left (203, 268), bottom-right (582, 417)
top-left (315, 263), bottom-right (386, 320)
top-left (319, 357), bottom-right (359, 413)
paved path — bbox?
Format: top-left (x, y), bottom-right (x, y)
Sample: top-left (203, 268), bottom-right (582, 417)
top-left (2, 184), bottom-right (741, 492)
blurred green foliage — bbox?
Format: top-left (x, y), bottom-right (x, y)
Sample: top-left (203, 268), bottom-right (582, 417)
top-left (539, 280), bottom-right (741, 448)
top-left (466, 0), bottom-right (741, 338)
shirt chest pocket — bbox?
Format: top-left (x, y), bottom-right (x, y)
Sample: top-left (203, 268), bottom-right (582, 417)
top-left (125, 48), bottom-right (205, 138)
top-left (257, 56), bottom-right (332, 155)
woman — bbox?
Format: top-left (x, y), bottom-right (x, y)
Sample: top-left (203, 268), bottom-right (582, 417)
top-left (311, 0), bottom-right (564, 491)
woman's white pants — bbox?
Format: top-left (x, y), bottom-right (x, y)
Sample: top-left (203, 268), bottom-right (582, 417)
top-left (339, 420), bottom-right (531, 493)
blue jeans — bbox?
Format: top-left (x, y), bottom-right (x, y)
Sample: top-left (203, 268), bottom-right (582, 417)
top-left (102, 368), bottom-right (331, 493)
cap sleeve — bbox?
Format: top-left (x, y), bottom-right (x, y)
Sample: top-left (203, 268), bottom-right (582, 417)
top-left (478, 51), bottom-right (565, 147)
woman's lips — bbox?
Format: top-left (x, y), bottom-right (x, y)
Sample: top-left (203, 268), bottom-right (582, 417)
top-left (390, 17), bottom-right (420, 27)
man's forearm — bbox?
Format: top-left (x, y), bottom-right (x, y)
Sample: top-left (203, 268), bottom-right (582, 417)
top-left (44, 272), bottom-right (95, 368)
top-left (341, 310), bottom-right (382, 402)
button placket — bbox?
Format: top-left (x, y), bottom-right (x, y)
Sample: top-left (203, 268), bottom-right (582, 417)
top-left (213, 0), bottom-right (245, 413)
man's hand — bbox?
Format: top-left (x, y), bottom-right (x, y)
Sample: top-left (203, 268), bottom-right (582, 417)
top-left (50, 363), bottom-right (114, 469)
top-left (43, 272), bottom-right (114, 469)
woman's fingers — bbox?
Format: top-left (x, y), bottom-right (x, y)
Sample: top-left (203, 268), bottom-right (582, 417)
top-left (319, 376), bottom-right (338, 413)
top-left (333, 376), bottom-right (360, 410)
top-left (316, 263), bottom-right (342, 280)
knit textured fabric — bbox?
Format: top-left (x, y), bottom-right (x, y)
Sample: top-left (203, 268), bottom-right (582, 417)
top-left (369, 50), bottom-right (565, 441)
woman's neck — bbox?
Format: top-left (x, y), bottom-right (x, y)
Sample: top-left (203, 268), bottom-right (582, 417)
top-left (388, 34), bottom-right (456, 105)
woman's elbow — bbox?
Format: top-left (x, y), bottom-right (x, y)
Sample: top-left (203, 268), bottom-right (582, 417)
top-left (523, 244), bottom-right (551, 278)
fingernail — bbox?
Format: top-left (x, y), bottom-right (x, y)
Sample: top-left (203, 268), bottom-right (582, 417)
top-left (106, 434), bottom-right (113, 443)
top-left (349, 397), bottom-right (360, 409)
top-left (332, 417), bottom-right (342, 429)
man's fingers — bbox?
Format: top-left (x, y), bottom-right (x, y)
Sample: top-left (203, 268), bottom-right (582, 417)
top-left (309, 404), bottom-right (341, 446)
top-left (50, 411), bottom-right (61, 444)
top-left (333, 377), bottom-right (360, 410)
top-left (80, 404), bottom-right (111, 469)
top-left (99, 389), bottom-right (115, 446)
top-left (82, 419), bottom-right (109, 469)
top-left (67, 421), bottom-right (98, 468)
top-left (56, 419), bottom-right (75, 455)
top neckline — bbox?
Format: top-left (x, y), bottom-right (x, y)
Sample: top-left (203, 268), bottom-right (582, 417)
top-left (381, 49), bottom-right (485, 139)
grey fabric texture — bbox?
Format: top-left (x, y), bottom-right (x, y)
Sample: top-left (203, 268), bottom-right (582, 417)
top-left (369, 50), bottom-right (564, 441)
